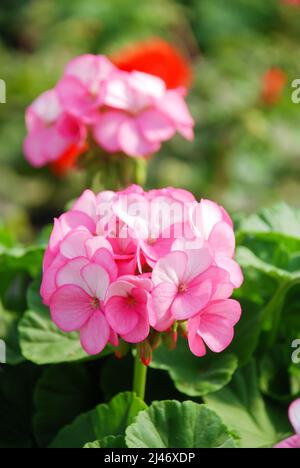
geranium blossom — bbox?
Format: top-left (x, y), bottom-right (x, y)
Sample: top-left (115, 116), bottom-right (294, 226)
top-left (275, 399), bottom-right (300, 448)
top-left (24, 89), bottom-right (86, 168)
top-left (41, 185), bottom-right (243, 359)
top-left (24, 53), bottom-right (194, 170)
top-left (93, 71), bottom-right (194, 157)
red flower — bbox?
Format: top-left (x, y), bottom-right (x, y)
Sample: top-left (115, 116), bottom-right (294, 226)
top-left (282, 0), bottom-right (300, 6)
top-left (111, 38), bottom-right (192, 89)
top-left (50, 143), bottom-right (87, 177)
top-left (261, 68), bottom-right (288, 105)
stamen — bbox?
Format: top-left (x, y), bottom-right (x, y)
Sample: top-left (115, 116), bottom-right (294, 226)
top-left (91, 297), bottom-right (100, 310)
top-left (178, 283), bottom-right (188, 294)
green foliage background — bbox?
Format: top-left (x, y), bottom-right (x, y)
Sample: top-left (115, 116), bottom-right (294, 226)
top-left (0, 0), bottom-right (300, 449)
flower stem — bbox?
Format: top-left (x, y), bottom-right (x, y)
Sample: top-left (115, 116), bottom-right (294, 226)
top-left (133, 350), bottom-right (148, 401)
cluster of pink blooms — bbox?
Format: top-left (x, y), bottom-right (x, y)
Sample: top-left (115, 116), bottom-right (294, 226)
top-left (24, 55), bottom-right (194, 169)
top-left (275, 399), bottom-right (300, 449)
top-left (41, 184), bottom-right (243, 359)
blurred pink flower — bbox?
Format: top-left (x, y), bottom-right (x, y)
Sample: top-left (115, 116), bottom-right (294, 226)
top-left (275, 399), bottom-right (300, 448)
top-left (56, 54), bottom-right (116, 123)
top-left (24, 89), bottom-right (86, 168)
top-left (93, 71), bottom-right (194, 158)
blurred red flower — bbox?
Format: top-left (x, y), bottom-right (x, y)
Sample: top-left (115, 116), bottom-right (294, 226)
top-left (261, 68), bottom-right (288, 105)
top-left (50, 143), bottom-right (87, 176)
top-left (282, 0), bottom-right (300, 6)
top-left (111, 38), bottom-right (192, 89)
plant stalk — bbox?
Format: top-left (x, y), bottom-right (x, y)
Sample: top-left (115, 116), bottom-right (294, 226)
top-left (133, 350), bottom-right (148, 401)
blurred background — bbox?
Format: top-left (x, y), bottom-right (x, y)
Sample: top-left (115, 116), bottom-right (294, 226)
top-left (1, 0), bottom-right (300, 243)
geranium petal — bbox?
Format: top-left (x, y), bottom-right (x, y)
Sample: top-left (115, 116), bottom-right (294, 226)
top-left (50, 285), bottom-right (92, 332)
top-left (80, 311), bottom-right (110, 355)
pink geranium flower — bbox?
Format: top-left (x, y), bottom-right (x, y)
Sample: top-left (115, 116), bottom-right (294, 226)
top-left (50, 256), bottom-right (118, 355)
top-left (56, 54), bottom-right (116, 123)
top-left (275, 400), bottom-right (300, 448)
top-left (181, 200), bottom-right (244, 289)
top-left (105, 275), bottom-right (152, 343)
top-left (24, 89), bottom-right (86, 168)
top-left (93, 71), bottom-right (194, 157)
top-left (188, 299), bottom-right (241, 357)
top-left (150, 249), bottom-right (215, 330)
top-left (41, 185), bottom-right (243, 358)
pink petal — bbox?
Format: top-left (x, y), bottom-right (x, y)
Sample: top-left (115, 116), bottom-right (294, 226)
top-left (182, 248), bottom-right (213, 283)
top-left (289, 399), bottom-right (300, 435)
top-left (72, 190), bottom-right (97, 220)
top-left (199, 266), bottom-right (233, 301)
top-left (157, 89), bottom-right (194, 127)
top-left (216, 257), bottom-right (244, 288)
top-left (80, 263), bottom-right (110, 300)
top-left (60, 229), bottom-right (92, 259)
top-left (129, 72), bottom-right (166, 99)
top-left (41, 254), bottom-right (68, 305)
top-left (191, 200), bottom-right (223, 239)
top-left (56, 257), bottom-right (89, 292)
top-left (105, 296), bottom-right (139, 335)
top-left (275, 435), bottom-right (300, 448)
top-left (152, 251), bottom-right (187, 286)
top-left (118, 119), bottom-right (160, 157)
top-left (209, 221), bottom-right (235, 258)
top-left (103, 75), bottom-right (135, 111)
top-left (93, 111), bottom-right (129, 153)
top-left (64, 54), bottom-right (115, 86)
top-left (137, 109), bottom-right (175, 142)
top-left (91, 247), bottom-right (118, 281)
top-left (188, 316), bottom-right (207, 357)
top-left (150, 282), bottom-right (178, 330)
top-left (80, 311), bottom-right (110, 355)
top-left (50, 285), bottom-right (93, 332)
top-left (57, 76), bottom-right (101, 121)
top-left (197, 300), bottom-right (242, 353)
top-left (122, 313), bottom-right (150, 343)
top-left (171, 279), bottom-right (212, 320)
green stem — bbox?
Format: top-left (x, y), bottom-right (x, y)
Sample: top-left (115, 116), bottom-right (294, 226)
top-left (133, 350), bottom-right (148, 401)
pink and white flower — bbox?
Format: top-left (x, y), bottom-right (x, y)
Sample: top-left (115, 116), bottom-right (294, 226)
top-left (56, 54), bottom-right (116, 123)
top-left (41, 185), bottom-right (243, 358)
top-left (50, 256), bottom-right (118, 355)
top-left (93, 71), bottom-right (194, 157)
top-left (106, 275), bottom-right (152, 343)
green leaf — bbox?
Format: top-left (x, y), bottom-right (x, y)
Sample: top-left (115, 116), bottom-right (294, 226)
top-left (18, 280), bottom-right (112, 365)
top-left (84, 436), bottom-right (126, 449)
top-left (0, 302), bottom-right (23, 365)
top-left (228, 297), bottom-right (261, 366)
top-left (33, 363), bottom-right (99, 447)
top-left (237, 203), bottom-right (300, 243)
top-left (204, 363), bottom-right (289, 448)
top-left (150, 337), bottom-right (238, 397)
top-left (50, 392), bottom-right (147, 449)
top-left (126, 400), bottom-right (236, 448)
top-left (0, 244), bottom-right (44, 278)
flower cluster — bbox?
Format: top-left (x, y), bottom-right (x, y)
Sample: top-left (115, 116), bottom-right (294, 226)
top-left (24, 54), bottom-right (194, 171)
top-left (41, 185), bottom-right (243, 359)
